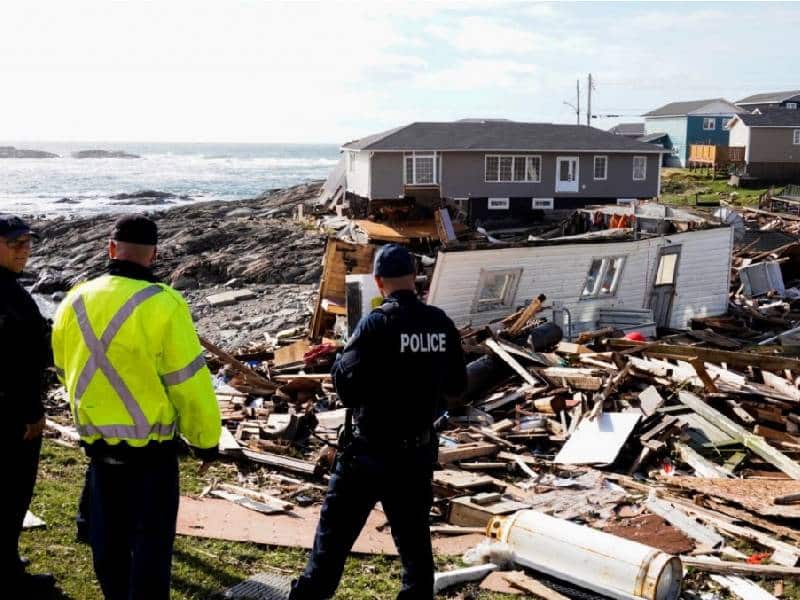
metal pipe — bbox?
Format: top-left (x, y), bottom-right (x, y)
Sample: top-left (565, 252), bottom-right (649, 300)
top-left (487, 510), bottom-right (683, 600)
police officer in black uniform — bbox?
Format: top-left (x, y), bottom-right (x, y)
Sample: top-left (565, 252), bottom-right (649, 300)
top-left (289, 243), bottom-right (467, 600)
top-left (0, 215), bottom-right (55, 596)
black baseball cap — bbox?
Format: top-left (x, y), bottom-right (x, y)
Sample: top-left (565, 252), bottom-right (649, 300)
top-left (112, 215), bottom-right (158, 245)
top-left (374, 243), bottom-right (415, 278)
top-left (0, 214), bottom-right (37, 240)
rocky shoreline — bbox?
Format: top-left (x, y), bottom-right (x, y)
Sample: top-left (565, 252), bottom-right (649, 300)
top-left (25, 181), bottom-right (325, 347)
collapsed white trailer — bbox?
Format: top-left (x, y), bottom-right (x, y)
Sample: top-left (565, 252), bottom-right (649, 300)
top-left (427, 207), bottom-right (733, 334)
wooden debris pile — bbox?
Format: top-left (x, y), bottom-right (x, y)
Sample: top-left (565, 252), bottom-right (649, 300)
top-left (42, 287), bottom-right (800, 598)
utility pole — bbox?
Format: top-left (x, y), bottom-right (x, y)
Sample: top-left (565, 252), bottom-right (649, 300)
top-left (586, 73), bottom-right (593, 127)
top-left (563, 79), bottom-right (581, 125)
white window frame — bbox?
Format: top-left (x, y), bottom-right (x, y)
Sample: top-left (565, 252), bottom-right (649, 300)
top-left (403, 151), bottom-right (439, 186)
top-left (794, 130), bottom-right (800, 146)
top-left (484, 154), bottom-right (541, 183)
top-left (580, 256), bottom-right (627, 299)
top-left (532, 198), bottom-right (554, 210)
top-left (787, 102), bottom-right (798, 110)
top-left (632, 156), bottom-right (647, 181)
top-left (473, 268), bottom-right (522, 313)
top-left (703, 117), bottom-right (716, 130)
top-left (593, 155), bottom-right (608, 181)
top-left (488, 197), bottom-right (509, 210)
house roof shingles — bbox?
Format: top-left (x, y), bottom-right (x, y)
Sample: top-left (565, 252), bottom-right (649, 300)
top-left (737, 112), bottom-right (800, 127)
top-left (342, 121), bottom-right (664, 153)
top-left (737, 90), bottom-right (800, 105)
top-left (609, 122), bottom-right (645, 136)
top-left (643, 98), bottom-right (741, 118)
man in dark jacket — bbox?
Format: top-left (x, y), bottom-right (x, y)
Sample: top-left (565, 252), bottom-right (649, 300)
top-left (289, 244), bottom-right (467, 600)
top-left (0, 215), bottom-right (54, 595)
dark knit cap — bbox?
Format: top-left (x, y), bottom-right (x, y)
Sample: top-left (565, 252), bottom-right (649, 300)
top-left (374, 243), bottom-right (415, 278)
top-left (112, 215), bottom-right (158, 245)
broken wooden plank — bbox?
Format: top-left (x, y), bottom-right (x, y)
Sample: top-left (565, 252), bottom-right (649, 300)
top-left (438, 443), bottom-right (499, 464)
top-left (241, 448), bottom-right (319, 476)
top-left (433, 564), bottom-right (498, 595)
top-left (200, 336), bottom-right (276, 390)
top-left (609, 339), bottom-right (800, 373)
top-left (678, 391), bottom-right (800, 480)
top-left (676, 443), bottom-right (732, 478)
top-left (645, 495), bottom-right (724, 549)
top-left (638, 385), bottom-right (665, 417)
top-left (485, 338), bottom-right (545, 389)
top-left (433, 469), bottom-right (495, 490)
top-left (539, 366), bottom-right (604, 391)
top-left (685, 556), bottom-right (800, 578)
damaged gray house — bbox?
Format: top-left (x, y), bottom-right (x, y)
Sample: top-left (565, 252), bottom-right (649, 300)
top-left (339, 120), bottom-right (666, 222)
top-left (426, 204), bottom-right (733, 333)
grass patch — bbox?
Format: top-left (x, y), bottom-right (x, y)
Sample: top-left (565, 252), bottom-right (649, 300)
top-left (22, 442), bottom-right (514, 599)
top-left (659, 168), bottom-right (770, 207)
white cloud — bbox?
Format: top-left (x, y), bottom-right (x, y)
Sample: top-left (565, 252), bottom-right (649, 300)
top-left (427, 16), bottom-right (543, 55)
top-left (413, 58), bottom-right (539, 92)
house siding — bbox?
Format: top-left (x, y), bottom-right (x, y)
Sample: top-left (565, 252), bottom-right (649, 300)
top-left (686, 115), bottom-right (731, 157)
top-left (747, 127), bottom-right (800, 163)
top-left (426, 226), bottom-right (732, 332)
top-left (365, 151), bottom-right (660, 203)
top-left (440, 152), bottom-right (659, 199)
top-left (346, 151), bottom-right (372, 198)
top-left (645, 117), bottom-right (687, 167)
top-left (370, 152), bottom-right (404, 199)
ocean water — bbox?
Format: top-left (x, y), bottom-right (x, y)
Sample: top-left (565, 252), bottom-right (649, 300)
top-left (0, 141), bottom-right (340, 216)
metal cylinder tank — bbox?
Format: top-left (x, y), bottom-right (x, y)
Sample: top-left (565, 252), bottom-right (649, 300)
top-left (487, 510), bottom-right (682, 600)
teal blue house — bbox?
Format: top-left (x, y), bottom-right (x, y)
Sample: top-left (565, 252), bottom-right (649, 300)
top-left (643, 99), bottom-right (743, 167)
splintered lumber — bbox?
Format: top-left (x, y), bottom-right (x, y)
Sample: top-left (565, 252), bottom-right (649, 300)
top-left (46, 419), bottom-right (80, 442)
top-left (670, 498), bottom-right (800, 562)
top-left (711, 573), bottom-right (779, 600)
top-left (684, 557), bottom-right (800, 578)
top-left (209, 490), bottom-right (290, 515)
top-left (678, 391), bottom-right (800, 480)
top-left (587, 363), bottom-right (633, 420)
top-left (645, 495), bottom-right (725, 549)
top-left (484, 338), bottom-right (544, 388)
top-left (438, 443), bottom-right (499, 464)
top-left (539, 367), bottom-right (604, 391)
top-left (507, 294), bottom-right (547, 337)
top-left (689, 357), bottom-right (720, 393)
top-left (676, 443), bottom-right (732, 478)
top-left (639, 386), bottom-right (665, 417)
top-left (242, 448), bottom-right (318, 476)
top-left (433, 469), bottom-right (495, 490)
top-left (609, 339), bottom-right (800, 372)
top-left (200, 336), bottom-right (276, 391)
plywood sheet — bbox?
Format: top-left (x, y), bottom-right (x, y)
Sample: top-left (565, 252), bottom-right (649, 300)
top-left (669, 477), bottom-right (800, 518)
top-left (355, 219), bottom-right (466, 243)
top-left (177, 497), bottom-right (483, 556)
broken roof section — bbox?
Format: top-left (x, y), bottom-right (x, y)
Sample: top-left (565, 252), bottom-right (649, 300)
top-left (342, 121), bottom-right (664, 153)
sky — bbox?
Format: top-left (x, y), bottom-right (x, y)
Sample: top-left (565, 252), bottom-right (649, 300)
top-left (1, 0), bottom-right (799, 144)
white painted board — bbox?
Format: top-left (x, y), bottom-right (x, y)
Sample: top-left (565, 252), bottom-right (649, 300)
top-left (554, 412), bottom-right (640, 465)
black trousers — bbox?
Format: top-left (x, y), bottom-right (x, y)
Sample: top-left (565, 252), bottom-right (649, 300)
top-left (88, 452), bottom-right (179, 600)
top-left (290, 441), bottom-right (434, 600)
top-left (2, 435), bottom-right (41, 582)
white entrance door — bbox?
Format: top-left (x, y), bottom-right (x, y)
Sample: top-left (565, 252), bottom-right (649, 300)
top-left (556, 157), bottom-right (579, 193)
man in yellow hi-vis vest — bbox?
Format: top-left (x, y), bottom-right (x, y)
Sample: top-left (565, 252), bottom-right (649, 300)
top-left (52, 215), bottom-right (221, 600)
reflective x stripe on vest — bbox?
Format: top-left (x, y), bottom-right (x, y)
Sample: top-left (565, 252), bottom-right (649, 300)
top-left (72, 284), bottom-right (176, 440)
